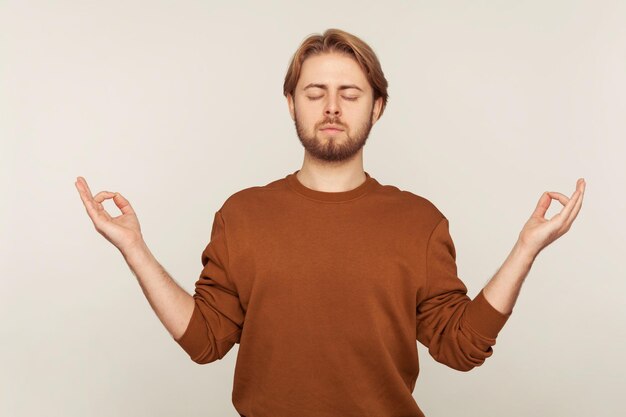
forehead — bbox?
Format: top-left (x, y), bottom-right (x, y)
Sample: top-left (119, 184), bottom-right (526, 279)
top-left (297, 52), bottom-right (370, 90)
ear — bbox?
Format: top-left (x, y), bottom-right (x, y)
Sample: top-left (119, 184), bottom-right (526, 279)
top-left (287, 93), bottom-right (295, 121)
top-left (371, 96), bottom-right (383, 125)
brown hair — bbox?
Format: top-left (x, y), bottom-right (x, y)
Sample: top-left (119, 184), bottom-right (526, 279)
top-left (283, 28), bottom-right (389, 118)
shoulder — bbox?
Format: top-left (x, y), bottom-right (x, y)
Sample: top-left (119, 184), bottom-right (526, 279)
top-left (374, 182), bottom-right (446, 226)
top-left (217, 176), bottom-right (287, 217)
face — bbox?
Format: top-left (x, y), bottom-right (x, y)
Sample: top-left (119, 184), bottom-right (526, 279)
top-left (287, 52), bottom-right (383, 163)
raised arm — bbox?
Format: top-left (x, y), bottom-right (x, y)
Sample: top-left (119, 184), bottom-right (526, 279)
top-left (74, 176), bottom-right (194, 340)
top-left (415, 178), bottom-right (585, 372)
top-left (482, 178), bottom-right (586, 314)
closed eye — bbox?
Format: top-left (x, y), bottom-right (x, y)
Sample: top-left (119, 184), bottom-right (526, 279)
top-left (306, 96), bottom-right (359, 101)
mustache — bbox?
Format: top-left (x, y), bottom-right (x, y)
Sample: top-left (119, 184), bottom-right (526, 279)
top-left (316, 117), bottom-right (345, 128)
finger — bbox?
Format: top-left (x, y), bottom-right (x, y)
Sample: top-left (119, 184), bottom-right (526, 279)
top-left (563, 179), bottom-right (586, 229)
top-left (577, 177), bottom-right (586, 196)
top-left (546, 192), bottom-right (570, 206)
top-left (75, 177), bottom-right (104, 219)
top-left (111, 192), bottom-right (136, 216)
top-left (76, 179), bottom-right (111, 222)
top-left (93, 191), bottom-right (116, 204)
top-left (531, 192), bottom-right (552, 219)
top-left (556, 184), bottom-right (583, 223)
top-left (532, 191), bottom-right (570, 219)
top-left (75, 178), bottom-right (91, 205)
top-left (75, 178), bottom-right (97, 214)
top-left (90, 191), bottom-right (117, 219)
top-left (91, 191), bottom-right (135, 217)
top-left (75, 176), bottom-right (94, 201)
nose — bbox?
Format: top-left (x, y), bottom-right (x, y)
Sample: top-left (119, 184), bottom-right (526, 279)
top-left (324, 94), bottom-right (341, 117)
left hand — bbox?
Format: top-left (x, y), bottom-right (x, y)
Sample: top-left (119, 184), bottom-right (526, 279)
top-left (518, 178), bottom-right (586, 258)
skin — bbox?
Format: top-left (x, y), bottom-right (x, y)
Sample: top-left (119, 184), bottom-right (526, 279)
top-left (74, 48), bottom-right (586, 337)
top-left (76, 176), bottom-right (194, 340)
top-left (482, 179), bottom-right (585, 314)
top-left (287, 51), bottom-right (383, 193)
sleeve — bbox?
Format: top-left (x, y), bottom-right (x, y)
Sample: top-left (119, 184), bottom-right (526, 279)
top-left (174, 210), bottom-right (244, 364)
top-left (416, 216), bottom-right (512, 372)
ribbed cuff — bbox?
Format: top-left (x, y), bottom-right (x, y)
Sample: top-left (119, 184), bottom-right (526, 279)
top-left (174, 302), bottom-right (206, 361)
top-left (463, 289), bottom-right (512, 340)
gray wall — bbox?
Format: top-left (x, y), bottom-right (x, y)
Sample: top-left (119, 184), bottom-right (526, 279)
top-left (1, 0), bottom-right (624, 416)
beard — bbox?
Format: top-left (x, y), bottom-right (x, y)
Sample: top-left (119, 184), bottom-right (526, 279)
top-left (293, 105), bottom-right (374, 164)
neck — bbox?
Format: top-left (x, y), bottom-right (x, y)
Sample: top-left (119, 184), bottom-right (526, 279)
top-left (296, 151), bottom-right (366, 192)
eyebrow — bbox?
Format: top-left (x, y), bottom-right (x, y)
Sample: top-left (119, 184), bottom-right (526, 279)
top-left (303, 83), bottom-right (364, 92)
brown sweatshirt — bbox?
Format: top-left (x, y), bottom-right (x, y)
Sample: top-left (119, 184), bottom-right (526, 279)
top-left (174, 170), bottom-right (512, 417)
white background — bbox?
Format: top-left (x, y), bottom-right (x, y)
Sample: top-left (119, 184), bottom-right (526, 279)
top-left (1, 1), bottom-right (624, 416)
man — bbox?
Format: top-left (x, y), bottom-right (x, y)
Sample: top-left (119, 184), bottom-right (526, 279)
top-left (75, 28), bottom-right (585, 417)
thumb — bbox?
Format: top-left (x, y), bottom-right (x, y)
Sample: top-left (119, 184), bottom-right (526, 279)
top-left (531, 192), bottom-right (551, 219)
top-left (112, 192), bottom-right (136, 216)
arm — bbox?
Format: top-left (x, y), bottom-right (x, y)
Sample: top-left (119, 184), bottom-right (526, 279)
top-left (415, 179), bottom-right (585, 372)
top-left (416, 217), bottom-right (511, 372)
top-left (482, 178), bottom-right (586, 315)
top-left (122, 241), bottom-right (195, 340)
top-left (75, 176), bottom-right (194, 340)
top-left (75, 176), bottom-right (243, 363)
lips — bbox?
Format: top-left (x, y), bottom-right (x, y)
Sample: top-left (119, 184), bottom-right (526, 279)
top-left (320, 125), bottom-right (344, 132)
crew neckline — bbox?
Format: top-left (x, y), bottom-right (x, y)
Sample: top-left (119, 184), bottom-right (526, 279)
top-left (285, 169), bottom-right (377, 203)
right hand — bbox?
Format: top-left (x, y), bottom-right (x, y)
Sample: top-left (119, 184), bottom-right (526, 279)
top-left (75, 176), bottom-right (144, 253)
